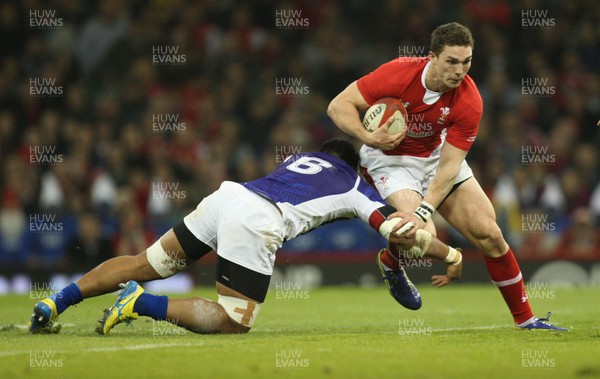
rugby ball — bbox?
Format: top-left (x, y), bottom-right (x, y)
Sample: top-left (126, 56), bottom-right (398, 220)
top-left (363, 98), bottom-right (408, 134)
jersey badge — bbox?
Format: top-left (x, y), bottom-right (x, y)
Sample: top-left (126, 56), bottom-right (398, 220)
top-left (377, 176), bottom-right (389, 190)
top-left (437, 107), bottom-right (450, 125)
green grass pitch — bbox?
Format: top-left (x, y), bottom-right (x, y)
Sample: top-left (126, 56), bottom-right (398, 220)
top-left (1, 284), bottom-right (599, 379)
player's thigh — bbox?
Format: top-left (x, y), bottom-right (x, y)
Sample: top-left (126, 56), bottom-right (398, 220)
top-left (438, 177), bottom-right (508, 255)
top-left (207, 183), bottom-right (282, 329)
top-left (215, 185), bottom-right (284, 276)
top-left (385, 189), bottom-right (422, 212)
top-left (361, 146), bottom-right (438, 236)
top-left (360, 145), bottom-right (431, 199)
top-left (215, 257), bottom-right (271, 330)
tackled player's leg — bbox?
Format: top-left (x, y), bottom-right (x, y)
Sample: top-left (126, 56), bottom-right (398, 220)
top-left (438, 177), bottom-right (566, 331)
top-left (376, 189), bottom-right (436, 310)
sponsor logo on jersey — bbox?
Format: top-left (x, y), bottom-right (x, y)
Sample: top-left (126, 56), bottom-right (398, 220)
top-left (405, 113), bottom-right (436, 138)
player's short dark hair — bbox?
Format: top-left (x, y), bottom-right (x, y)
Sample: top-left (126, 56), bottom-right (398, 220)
top-left (320, 138), bottom-right (359, 170)
top-left (430, 22), bottom-right (474, 56)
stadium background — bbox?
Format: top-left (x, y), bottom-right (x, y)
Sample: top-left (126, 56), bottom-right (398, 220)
top-left (0, 0), bottom-right (599, 292)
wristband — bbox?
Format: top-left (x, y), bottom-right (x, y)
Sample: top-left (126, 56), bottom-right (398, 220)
top-left (444, 247), bottom-right (462, 265)
top-left (451, 251), bottom-right (463, 266)
top-left (413, 201), bottom-right (435, 223)
top-left (444, 247), bottom-right (456, 264)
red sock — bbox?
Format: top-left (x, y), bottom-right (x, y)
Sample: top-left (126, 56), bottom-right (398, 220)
top-left (380, 248), bottom-right (400, 270)
top-left (484, 248), bottom-right (534, 325)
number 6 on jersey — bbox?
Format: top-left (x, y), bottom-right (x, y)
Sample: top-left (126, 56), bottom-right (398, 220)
top-left (286, 156), bottom-right (333, 174)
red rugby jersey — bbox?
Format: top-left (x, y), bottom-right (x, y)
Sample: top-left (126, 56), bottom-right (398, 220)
top-left (357, 57), bottom-right (483, 157)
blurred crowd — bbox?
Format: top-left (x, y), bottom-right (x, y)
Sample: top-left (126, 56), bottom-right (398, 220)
top-left (0, 0), bottom-right (599, 272)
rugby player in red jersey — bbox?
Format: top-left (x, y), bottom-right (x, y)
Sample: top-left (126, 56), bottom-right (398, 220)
top-left (328, 22), bottom-right (565, 330)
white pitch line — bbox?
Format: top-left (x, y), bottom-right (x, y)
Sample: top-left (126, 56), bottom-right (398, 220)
top-left (2, 323), bottom-right (77, 331)
top-left (82, 341), bottom-right (205, 353)
top-left (0, 341), bottom-right (205, 358)
top-left (431, 325), bottom-right (508, 332)
top-left (0, 351), bottom-right (32, 358)
top-left (252, 324), bottom-right (510, 334)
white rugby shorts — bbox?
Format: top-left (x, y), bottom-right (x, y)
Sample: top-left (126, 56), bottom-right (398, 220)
top-left (360, 144), bottom-right (473, 199)
top-left (182, 181), bottom-right (284, 276)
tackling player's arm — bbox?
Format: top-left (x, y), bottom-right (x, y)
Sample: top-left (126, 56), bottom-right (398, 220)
top-left (359, 191), bottom-right (462, 288)
top-left (386, 216), bottom-right (463, 287)
top-left (355, 179), bottom-right (462, 287)
top-left (375, 208), bottom-right (463, 287)
top-left (328, 81), bottom-right (404, 150)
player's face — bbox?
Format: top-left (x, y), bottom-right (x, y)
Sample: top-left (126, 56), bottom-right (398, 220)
top-left (429, 45), bottom-right (472, 91)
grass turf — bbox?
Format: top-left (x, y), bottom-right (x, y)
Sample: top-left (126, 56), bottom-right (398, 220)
top-left (0, 284), bottom-right (599, 379)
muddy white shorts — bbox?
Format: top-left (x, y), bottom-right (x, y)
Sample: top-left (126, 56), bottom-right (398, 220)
top-left (359, 144), bottom-right (473, 199)
top-left (182, 181), bottom-right (284, 276)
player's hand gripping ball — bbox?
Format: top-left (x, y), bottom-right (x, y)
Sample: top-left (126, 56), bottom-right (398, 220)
top-left (363, 97), bottom-right (408, 134)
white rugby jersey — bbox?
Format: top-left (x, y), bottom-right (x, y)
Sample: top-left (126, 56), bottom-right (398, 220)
top-left (242, 153), bottom-right (389, 240)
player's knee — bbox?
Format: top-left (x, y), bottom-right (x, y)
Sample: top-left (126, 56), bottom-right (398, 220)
top-left (217, 294), bottom-right (260, 332)
top-left (468, 217), bottom-right (505, 248)
top-left (146, 239), bottom-right (187, 278)
top-left (183, 298), bottom-right (252, 335)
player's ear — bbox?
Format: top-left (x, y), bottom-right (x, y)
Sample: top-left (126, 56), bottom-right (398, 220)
top-left (428, 51), bottom-right (436, 60)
